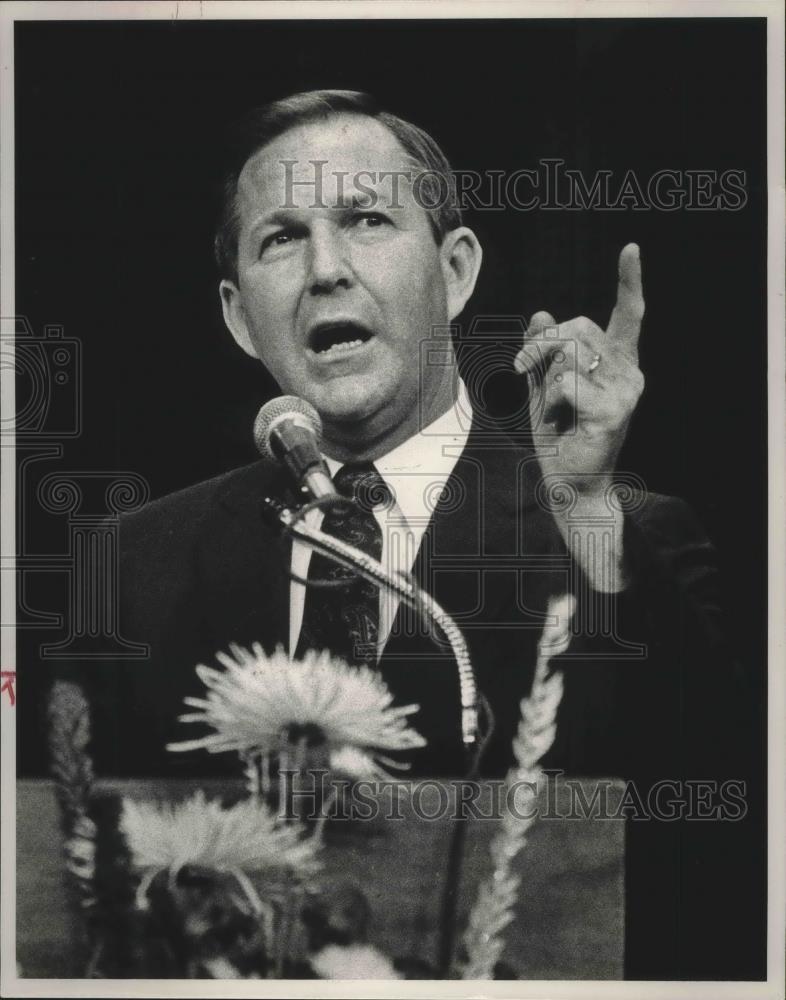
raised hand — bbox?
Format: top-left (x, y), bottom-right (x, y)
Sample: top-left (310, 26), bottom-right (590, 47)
top-left (514, 243), bottom-right (646, 496)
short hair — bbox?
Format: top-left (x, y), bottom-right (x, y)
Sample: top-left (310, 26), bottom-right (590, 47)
top-left (214, 89), bottom-right (463, 284)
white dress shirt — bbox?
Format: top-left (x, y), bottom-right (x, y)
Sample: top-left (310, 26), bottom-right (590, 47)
top-left (289, 381), bottom-right (473, 657)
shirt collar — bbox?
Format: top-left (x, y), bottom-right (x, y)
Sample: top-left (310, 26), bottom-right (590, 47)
top-left (325, 380), bottom-right (473, 530)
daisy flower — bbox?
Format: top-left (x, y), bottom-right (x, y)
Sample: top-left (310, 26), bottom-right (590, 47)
top-left (166, 645), bottom-right (426, 773)
top-left (327, 744), bottom-right (410, 783)
top-left (310, 943), bottom-right (401, 980)
top-left (120, 791), bottom-right (319, 878)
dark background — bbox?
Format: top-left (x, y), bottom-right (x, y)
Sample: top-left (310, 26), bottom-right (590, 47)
top-left (14, 17), bottom-right (767, 978)
top-left (14, 18), bottom-right (767, 605)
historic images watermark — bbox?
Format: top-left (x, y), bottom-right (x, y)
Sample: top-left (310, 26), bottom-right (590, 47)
top-left (281, 159), bottom-right (748, 213)
top-left (277, 770), bottom-right (749, 824)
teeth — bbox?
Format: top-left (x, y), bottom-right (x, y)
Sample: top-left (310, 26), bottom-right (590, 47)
top-left (319, 338), bottom-right (364, 354)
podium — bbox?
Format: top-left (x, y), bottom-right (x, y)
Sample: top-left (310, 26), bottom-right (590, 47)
top-left (16, 776), bottom-right (625, 979)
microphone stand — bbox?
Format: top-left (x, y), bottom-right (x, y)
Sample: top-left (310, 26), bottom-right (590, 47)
top-left (262, 495), bottom-right (480, 759)
top-left (262, 494), bottom-right (489, 976)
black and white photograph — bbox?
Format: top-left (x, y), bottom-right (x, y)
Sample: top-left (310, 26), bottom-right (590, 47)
top-left (1, 2), bottom-right (784, 996)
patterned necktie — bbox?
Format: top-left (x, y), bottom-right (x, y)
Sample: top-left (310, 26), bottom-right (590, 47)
top-left (295, 462), bottom-right (391, 668)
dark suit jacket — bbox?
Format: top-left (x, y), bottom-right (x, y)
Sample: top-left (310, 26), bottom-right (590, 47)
top-left (96, 425), bottom-right (758, 978)
top-left (109, 427), bottom-right (737, 778)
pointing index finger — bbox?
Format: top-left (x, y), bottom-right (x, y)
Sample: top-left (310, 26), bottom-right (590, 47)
top-left (607, 243), bottom-right (645, 351)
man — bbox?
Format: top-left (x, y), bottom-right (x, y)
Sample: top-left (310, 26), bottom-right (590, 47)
top-left (117, 88), bottom-right (723, 767)
top-left (111, 91), bottom-right (746, 977)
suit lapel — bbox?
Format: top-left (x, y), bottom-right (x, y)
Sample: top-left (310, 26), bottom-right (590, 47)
top-left (194, 460), bottom-right (293, 656)
top-left (375, 429), bottom-right (532, 768)
top-left (382, 428), bottom-right (553, 657)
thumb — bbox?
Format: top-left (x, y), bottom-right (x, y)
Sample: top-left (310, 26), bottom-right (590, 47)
top-left (528, 310), bottom-right (558, 337)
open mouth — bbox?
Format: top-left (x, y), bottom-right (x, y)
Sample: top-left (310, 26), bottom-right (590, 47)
top-left (307, 321), bottom-right (374, 357)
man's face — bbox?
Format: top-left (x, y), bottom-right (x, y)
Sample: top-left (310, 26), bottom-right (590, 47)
top-left (221, 115), bottom-right (471, 448)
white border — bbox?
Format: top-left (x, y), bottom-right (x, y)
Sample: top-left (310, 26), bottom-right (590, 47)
top-left (1, 3), bottom-right (783, 999)
top-left (766, 5), bottom-right (786, 998)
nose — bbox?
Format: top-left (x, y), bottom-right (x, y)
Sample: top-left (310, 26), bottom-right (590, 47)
top-left (307, 224), bottom-right (352, 294)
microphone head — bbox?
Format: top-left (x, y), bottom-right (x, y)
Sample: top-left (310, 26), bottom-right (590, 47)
top-left (253, 395), bottom-right (323, 462)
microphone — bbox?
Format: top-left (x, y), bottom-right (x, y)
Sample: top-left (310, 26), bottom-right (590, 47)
top-left (253, 395), bottom-right (337, 500)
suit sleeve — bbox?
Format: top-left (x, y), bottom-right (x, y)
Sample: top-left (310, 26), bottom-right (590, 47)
top-left (557, 493), bottom-right (763, 979)
top-left (555, 492), bottom-right (749, 780)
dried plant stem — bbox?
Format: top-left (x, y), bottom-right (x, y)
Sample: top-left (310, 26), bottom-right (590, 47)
top-left (260, 753), bottom-right (272, 801)
top-left (46, 681), bottom-right (98, 914)
top-left (84, 939), bottom-right (105, 979)
top-left (282, 883), bottom-right (304, 975)
top-left (47, 681), bottom-right (94, 828)
top-left (243, 751), bottom-right (261, 800)
top-left (278, 746), bottom-right (290, 819)
top-left (293, 737), bottom-right (308, 821)
top-left (312, 784), bottom-right (337, 845)
top-left (459, 594), bottom-right (576, 980)
top-left (278, 737), bottom-right (312, 823)
top-left (271, 878), bottom-right (302, 978)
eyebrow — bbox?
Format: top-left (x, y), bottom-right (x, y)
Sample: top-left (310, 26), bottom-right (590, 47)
top-left (247, 192), bottom-right (402, 239)
top-left (247, 210), bottom-right (303, 238)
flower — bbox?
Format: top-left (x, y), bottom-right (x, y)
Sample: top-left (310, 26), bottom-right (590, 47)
top-left (310, 943), bottom-right (401, 980)
top-left (167, 644), bottom-right (426, 769)
top-left (120, 791), bottom-right (319, 877)
top-left (328, 744), bottom-right (410, 783)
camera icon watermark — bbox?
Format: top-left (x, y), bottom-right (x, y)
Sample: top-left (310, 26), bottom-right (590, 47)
top-left (419, 315), bottom-right (579, 443)
top-left (1, 316), bottom-right (81, 440)
top-left (3, 316), bottom-right (151, 659)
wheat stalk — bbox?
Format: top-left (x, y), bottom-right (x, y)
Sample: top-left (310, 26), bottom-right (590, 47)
top-left (46, 680), bottom-right (98, 911)
top-left (460, 594), bottom-right (575, 980)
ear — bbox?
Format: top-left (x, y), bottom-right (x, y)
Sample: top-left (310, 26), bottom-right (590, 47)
top-left (439, 227), bottom-right (483, 322)
top-left (219, 280), bottom-right (259, 359)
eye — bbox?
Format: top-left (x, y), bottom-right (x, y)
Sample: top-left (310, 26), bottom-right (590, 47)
top-left (352, 212), bottom-right (391, 229)
top-left (259, 227), bottom-right (302, 258)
